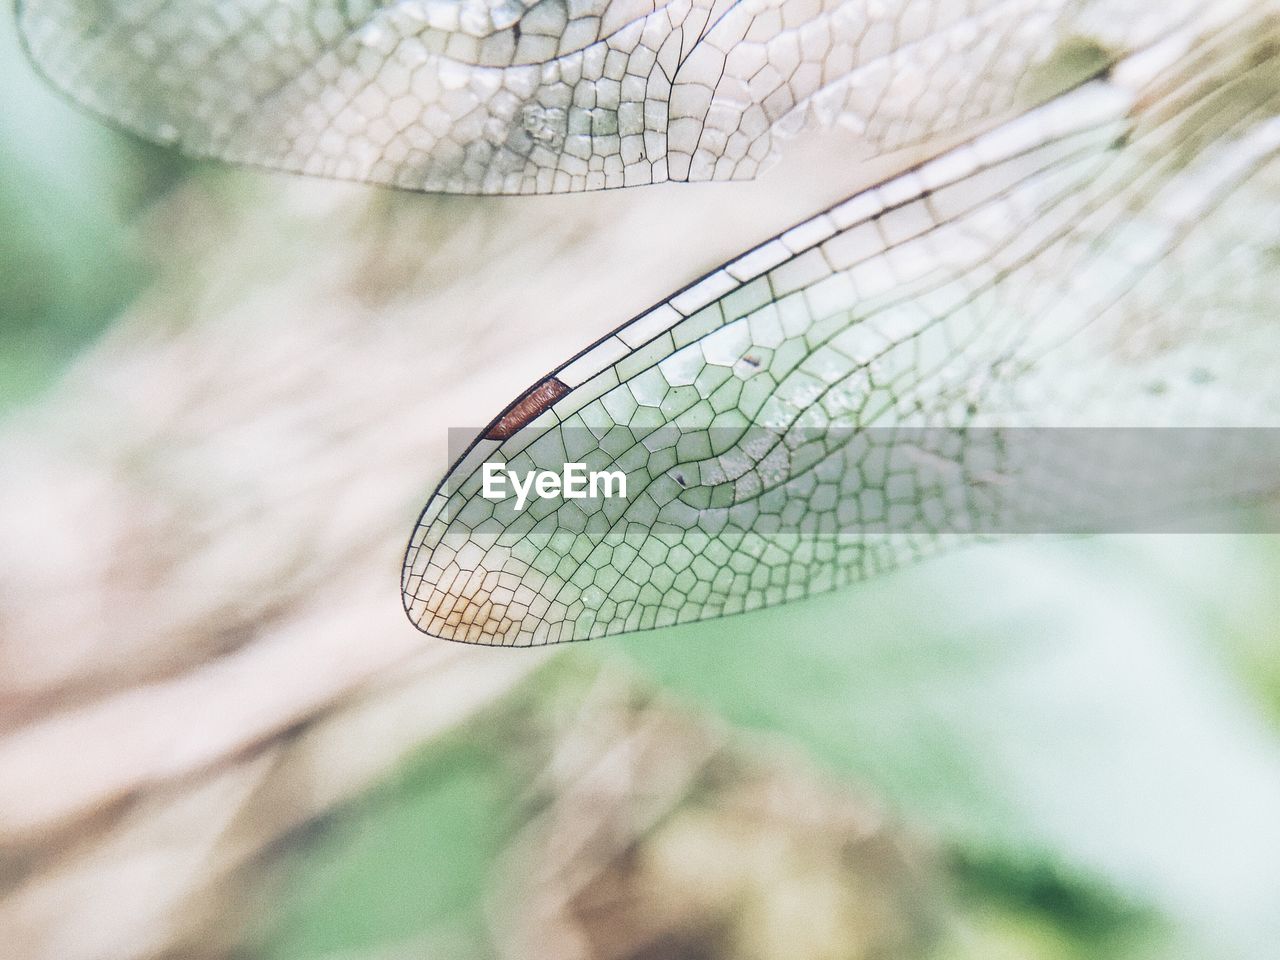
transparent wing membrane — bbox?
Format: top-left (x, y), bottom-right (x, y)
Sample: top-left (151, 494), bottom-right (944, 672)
top-left (402, 9), bottom-right (1280, 644)
top-left (18, 0), bottom-right (1204, 193)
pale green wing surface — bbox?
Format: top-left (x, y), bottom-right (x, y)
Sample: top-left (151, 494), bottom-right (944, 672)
top-left (18, 0), bottom-right (1203, 193)
top-left (403, 10), bottom-right (1280, 643)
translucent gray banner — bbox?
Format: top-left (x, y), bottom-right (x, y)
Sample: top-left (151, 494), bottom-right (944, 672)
top-left (442, 427), bottom-right (1280, 535)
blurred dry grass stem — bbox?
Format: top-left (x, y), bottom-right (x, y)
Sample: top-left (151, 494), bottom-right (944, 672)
top-left (0, 126), bottom-right (899, 959)
top-left (498, 667), bottom-right (941, 960)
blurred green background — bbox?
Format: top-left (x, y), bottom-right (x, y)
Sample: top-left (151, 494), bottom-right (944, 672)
top-left (4, 13), bottom-right (1279, 960)
top-left (251, 536), bottom-right (1280, 960)
top-left (0, 17), bottom-right (187, 408)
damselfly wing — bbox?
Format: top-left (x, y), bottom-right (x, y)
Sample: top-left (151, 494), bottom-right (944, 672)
top-left (16, 0), bottom-right (1204, 193)
top-left (402, 8), bottom-right (1280, 644)
top-left (18, 0), bottom-right (1277, 644)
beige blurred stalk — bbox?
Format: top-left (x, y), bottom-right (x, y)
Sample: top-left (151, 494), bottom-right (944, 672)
top-left (0, 122), bottom-right (919, 959)
top-left (495, 666), bottom-right (941, 960)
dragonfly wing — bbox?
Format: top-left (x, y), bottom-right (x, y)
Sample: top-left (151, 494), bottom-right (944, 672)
top-left (402, 9), bottom-right (1280, 643)
top-left (17, 0), bottom-right (1203, 193)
